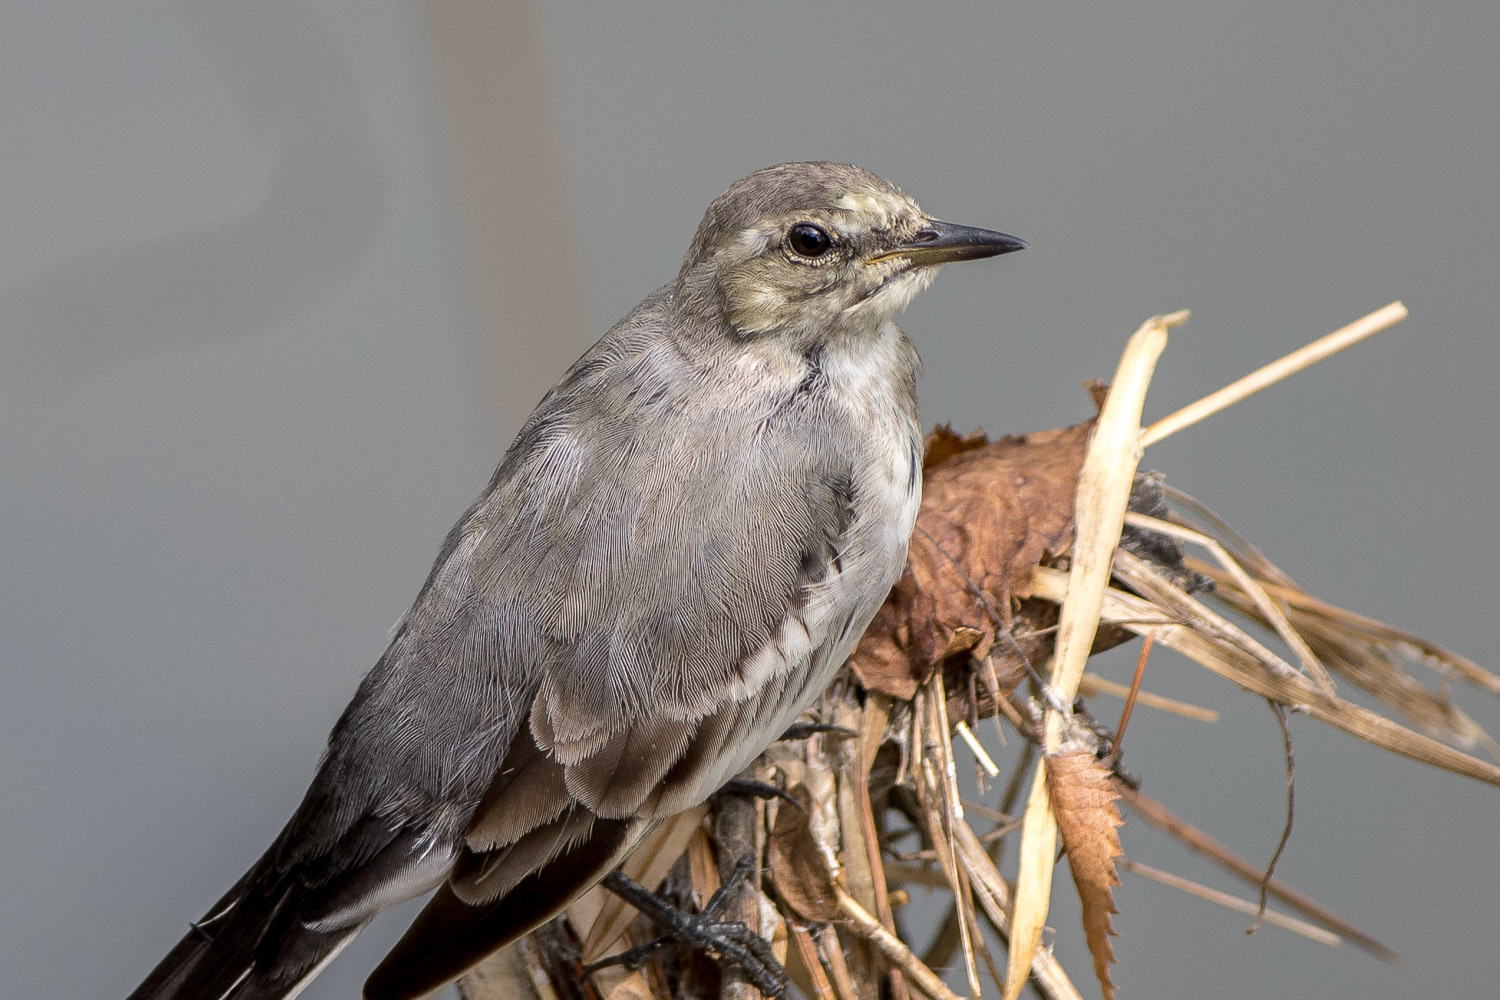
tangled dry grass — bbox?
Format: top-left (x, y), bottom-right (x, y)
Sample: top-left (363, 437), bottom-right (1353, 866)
top-left (456, 302), bottom-right (1498, 1000)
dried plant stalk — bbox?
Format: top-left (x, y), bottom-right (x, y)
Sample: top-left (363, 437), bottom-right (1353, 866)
top-left (837, 888), bottom-right (963, 1000)
top-left (1028, 561), bottom-right (1500, 788)
top-left (1117, 783), bottom-right (1397, 961)
top-left (1122, 510), bottom-right (1337, 697)
top-left (1188, 558), bottom-right (1500, 755)
top-left (788, 922), bottom-right (837, 1000)
top-left (854, 694), bottom-right (910, 1000)
top-left (456, 301), bottom-right (1495, 1000)
top-left (956, 720), bottom-right (1003, 776)
top-left (1007, 309), bottom-right (1179, 1000)
top-left (953, 822), bottom-right (1084, 1000)
top-left (1140, 300), bottom-right (1407, 446)
top-left (1118, 860), bottom-right (1340, 947)
top-left (1078, 672), bottom-right (1219, 723)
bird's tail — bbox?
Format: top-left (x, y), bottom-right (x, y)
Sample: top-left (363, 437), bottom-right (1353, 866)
top-left (126, 813), bottom-right (448, 1000)
top-left (125, 846), bottom-right (364, 1000)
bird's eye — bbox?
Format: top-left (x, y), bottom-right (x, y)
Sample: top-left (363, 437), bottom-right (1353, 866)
top-left (787, 222), bottom-right (833, 258)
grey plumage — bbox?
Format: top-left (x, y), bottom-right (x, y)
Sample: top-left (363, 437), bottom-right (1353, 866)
top-left (125, 161), bottom-right (1024, 1000)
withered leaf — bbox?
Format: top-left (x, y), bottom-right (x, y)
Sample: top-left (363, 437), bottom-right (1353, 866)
top-left (767, 784), bottom-right (841, 923)
top-left (1046, 748), bottom-right (1125, 1000)
top-left (923, 422), bottom-right (991, 470)
top-left (852, 420), bottom-right (1095, 699)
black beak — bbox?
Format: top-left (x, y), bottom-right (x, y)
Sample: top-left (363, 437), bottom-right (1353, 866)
top-left (876, 220), bottom-right (1028, 266)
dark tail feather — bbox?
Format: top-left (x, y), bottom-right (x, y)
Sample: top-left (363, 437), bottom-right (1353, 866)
top-left (125, 812), bottom-right (432, 1000)
top-left (363, 818), bottom-right (633, 1000)
top-left (125, 850), bottom-right (362, 1000)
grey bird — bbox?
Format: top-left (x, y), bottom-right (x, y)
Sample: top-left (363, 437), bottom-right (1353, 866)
top-left (126, 161), bottom-right (1025, 1000)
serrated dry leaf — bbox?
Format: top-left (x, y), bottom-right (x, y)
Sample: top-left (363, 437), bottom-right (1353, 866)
top-left (852, 421), bottom-right (1094, 699)
top-left (1047, 749), bottom-right (1125, 1000)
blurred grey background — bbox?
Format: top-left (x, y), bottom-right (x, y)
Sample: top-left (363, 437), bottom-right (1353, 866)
top-left (3, 2), bottom-right (1498, 997)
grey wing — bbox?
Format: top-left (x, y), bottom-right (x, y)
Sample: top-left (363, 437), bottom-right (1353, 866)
top-left (491, 430), bottom-right (863, 818)
top-left (363, 328), bottom-right (908, 998)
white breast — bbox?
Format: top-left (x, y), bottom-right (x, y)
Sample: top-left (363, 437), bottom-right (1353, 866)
top-left (822, 320), bottom-right (922, 534)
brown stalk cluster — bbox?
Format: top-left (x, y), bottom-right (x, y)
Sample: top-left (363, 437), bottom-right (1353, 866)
top-left (458, 304), bottom-right (1497, 1000)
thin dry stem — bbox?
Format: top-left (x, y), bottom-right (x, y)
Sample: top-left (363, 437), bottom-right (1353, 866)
top-left (956, 721), bottom-right (1002, 777)
top-left (1252, 701), bottom-right (1297, 934)
top-left (1120, 860), bottom-right (1340, 947)
top-left (1078, 672), bottom-right (1219, 723)
top-left (1113, 631), bottom-right (1154, 750)
top-left (1123, 510), bottom-right (1337, 697)
top-left (1140, 301), bottom-right (1407, 447)
top-left (855, 694), bottom-right (910, 1000)
top-left (1117, 782), bottom-right (1395, 960)
top-left (816, 923), bottom-right (861, 1000)
top-left (836, 888), bottom-right (965, 1000)
top-left (925, 673), bottom-right (986, 1000)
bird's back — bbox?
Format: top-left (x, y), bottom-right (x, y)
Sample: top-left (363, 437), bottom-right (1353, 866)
top-left (129, 286), bottom-right (922, 1000)
top-left (359, 287), bottom-right (924, 996)
top-left (123, 159), bottom-right (1027, 1000)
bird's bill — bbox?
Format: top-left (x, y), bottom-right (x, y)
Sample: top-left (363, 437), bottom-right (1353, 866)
top-left (869, 220), bottom-right (1028, 266)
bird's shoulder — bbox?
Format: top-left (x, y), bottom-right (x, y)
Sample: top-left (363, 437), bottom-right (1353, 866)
top-left (342, 292), bottom-right (921, 795)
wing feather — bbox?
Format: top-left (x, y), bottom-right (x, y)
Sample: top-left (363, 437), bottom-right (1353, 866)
top-left (359, 303), bottom-right (919, 998)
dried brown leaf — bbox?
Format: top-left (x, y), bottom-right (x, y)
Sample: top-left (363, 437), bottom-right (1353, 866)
top-left (1046, 749), bottom-right (1124, 1000)
top-left (768, 784), bottom-right (841, 923)
top-left (789, 921), bottom-right (839, 1000)
top-left (852, 420), bottom-right (1094, 698)
top-left (924, 423), bottom-right (992, 470)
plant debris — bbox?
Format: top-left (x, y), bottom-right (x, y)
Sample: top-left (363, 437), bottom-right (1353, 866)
top-left (457, 301), bottom-right (1499, 1000)
top-left (1047, 746), bottom-right (1124, 1000)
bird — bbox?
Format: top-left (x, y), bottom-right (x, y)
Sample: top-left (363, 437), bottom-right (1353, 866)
top-left (126, 161), bottom-right (1025, 1000)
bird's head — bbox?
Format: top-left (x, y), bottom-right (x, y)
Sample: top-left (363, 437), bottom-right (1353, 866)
top-left (674, 161), bottom-right (1025, 343)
